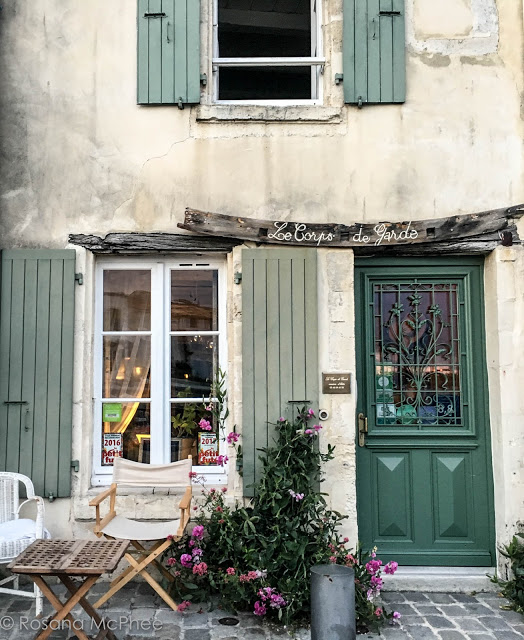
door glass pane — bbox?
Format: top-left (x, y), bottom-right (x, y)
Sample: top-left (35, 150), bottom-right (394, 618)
top-left (103, 336), bottom-right (151, 398)
top-left (171, 270), bottom-right (218, 331)
top-left (102, 402), bottom-right (150, 464)
top-left (103, 270), bottom-right (151, 331)
top-left (373, 282), bottom-right (461, 427)
top-left (171, 336), bottom-right (216, 397)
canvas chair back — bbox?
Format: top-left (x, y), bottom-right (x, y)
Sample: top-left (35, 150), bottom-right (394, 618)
top-left (112, 457), bottom-right (192, 488)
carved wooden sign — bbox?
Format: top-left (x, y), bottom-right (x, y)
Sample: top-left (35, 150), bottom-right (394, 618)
top-left (179, 205), bottom-right (523, 248)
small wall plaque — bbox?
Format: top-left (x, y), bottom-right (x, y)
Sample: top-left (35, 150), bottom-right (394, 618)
top-left (322, 373), bottom-right (351, 394)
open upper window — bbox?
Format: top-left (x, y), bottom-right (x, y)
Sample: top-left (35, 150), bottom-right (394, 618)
top-left (213, 0), bottom-right (323, 103)
top-left (136, 0), bottom-right (405, 107)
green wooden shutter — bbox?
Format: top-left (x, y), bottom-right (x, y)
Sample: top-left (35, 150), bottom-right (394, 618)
top-left (0, 250), bottom-right (76, 498)
top-left (137, 0), bottom-right (200, 105)
top-left (242, 249), bottom-right (319, 497)
top-left (343, 0), bottom-right (405, 104)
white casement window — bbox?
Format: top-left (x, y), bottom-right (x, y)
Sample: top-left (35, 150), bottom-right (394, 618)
top-left (213, 0), bottom-right (324, 104)
top-left (92, 258), bottom-right (227, 485)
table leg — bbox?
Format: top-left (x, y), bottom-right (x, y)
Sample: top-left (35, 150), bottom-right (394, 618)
top-left (30, 575), bottom-right (92, 640)
top-left (59, 575), bottom-right (118, 640)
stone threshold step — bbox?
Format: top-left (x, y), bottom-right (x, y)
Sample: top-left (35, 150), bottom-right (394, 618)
top-left (384, 566), bottom-right (498, 593)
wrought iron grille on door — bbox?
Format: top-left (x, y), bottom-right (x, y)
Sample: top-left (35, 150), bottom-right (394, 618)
top-left (373, 282), bottom-right (462, 428)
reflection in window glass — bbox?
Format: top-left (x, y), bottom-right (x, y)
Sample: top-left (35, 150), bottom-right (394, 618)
top-left (170, 403), bottom-right (218, 466)
top-left (103, 270), bottom-right (151, 331)
top-left (103, 336), bottom-right (151, 398)
top-left (102, 402), bottom-right (150, 464)
top-left (171, 271), bottom-right (218, 331)
top-left (171, 336), bottom-right (216, 397)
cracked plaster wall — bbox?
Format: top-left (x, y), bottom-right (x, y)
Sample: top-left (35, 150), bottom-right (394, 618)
top-left (0, 0), bottom-right (523, 548)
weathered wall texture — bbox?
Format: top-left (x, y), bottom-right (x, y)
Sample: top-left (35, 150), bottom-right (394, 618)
top-left (1, 0), bottom-right (523, 563)
top-left (0, 0), bottom-right (522, 247)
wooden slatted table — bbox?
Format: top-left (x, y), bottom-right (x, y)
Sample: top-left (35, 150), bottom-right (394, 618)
top-left (8, 539), bottom-right (130, 640)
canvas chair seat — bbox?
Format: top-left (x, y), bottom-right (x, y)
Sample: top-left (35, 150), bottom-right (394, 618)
top-left (89, 456), bottom-right (192, 612)
top-left (100, 515), bottom-right (181, 541)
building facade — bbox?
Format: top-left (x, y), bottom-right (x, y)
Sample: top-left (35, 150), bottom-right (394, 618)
top-left (1, 0), bottom-right (523, 571)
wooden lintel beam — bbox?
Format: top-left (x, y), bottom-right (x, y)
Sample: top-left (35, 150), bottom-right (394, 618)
top-left (178, 204), bottom-right (524, 249)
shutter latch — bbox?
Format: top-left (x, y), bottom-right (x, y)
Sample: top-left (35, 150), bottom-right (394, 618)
top-left (75, 272), bottom-right (84, 285)
top-left (144, 12), bottom-right (166, 18)
top-left (379, 10), bottom-right (401, 16)
top-left (71, 460), bottom-right (79, 473)
top-left (178, 98), bottom-right (184, 110)
top-left (335, 73), bottom-right (343, 85)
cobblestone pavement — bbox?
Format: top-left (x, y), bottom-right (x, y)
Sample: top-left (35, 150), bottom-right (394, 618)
top-left (0, 583), bottom-right (522, 639)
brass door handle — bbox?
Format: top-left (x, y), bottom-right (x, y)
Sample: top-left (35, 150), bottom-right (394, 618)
top-left (358, 413), bottom-right (368, 447)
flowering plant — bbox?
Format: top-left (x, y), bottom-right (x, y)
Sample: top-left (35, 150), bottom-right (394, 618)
top-left (165, 407), bottom-right (400, 631)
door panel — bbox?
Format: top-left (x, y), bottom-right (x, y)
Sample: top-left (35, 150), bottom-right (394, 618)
top-left (355, 258), bottom-right (494, 566)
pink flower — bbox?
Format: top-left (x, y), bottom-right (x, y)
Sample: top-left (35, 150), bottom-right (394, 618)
top-left (374, 607), bottom-right (383, 617)
top-left (270, 593), bottom-right (286, 609)
top-left (219, 519), bottom-right (225, 524)
top-left (313, 424), bottom-right (322, 432)
top-left (278, 417), bottom-right (285, 422)
top-left (371, 576), bottom-right (383, 591)
top-left (307, 409), bottom-right (315, 417)
top-left (173, 570), bottom-right (181, 577)
top-left (167, 534), bottom-right (173, 540)
top-left (192, 548), bottom-right (203, 557)
top-left (205, 405), bottom-right (213, 411)
top-left (180, 554), bottom-right (193, 568)
top-left (345, 553), bottom-right (355, 566)
top-left (227, 432), bottom-right (240, 444)
top-left (191, 525), bottom-right (205, 540)
top-left (199, 418), bottom-right (212, 431)
top-left (366, 589), bottom-right (374, 601)
top-left (305, 429), bottom-right (313, 435)
top-left (188, 471), bottom-right (197, 479)
top-left (167, 557), bottom-right (176, 566)
top-left (192, 562), bottom-right (208, 576)
top-left (254, 601), bottom-right (267, 616)
top-left (329, 556), bottom-right (337, 563)
top-left (217, 455), bottom-right (229, 467)
top-left (343, 537), bottom-right (349, 543)
top-left (188, 540), bottom-right (195, 547)
top-left (239, 574), bottom-right (250, 583)
top-left (393, 611), bottom-right (401, 620)
top-left (247, 571), bottom-right (258, 580)
top-left (221, 487), bottom-right (227, 492)
top-left (177, 600), bottom-right (191, 612)
top-left (365, 559), bottom-right (382, 576)
top-left (216, 506), bottom-right (223, 513)
top-left (226, 567), bottom-right (236, 575)
top-left (384, 561), bottom-right (398, 575)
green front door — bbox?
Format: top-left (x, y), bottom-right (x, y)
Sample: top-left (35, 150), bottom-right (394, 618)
top-left (355, 257), bottom-right (495, 566)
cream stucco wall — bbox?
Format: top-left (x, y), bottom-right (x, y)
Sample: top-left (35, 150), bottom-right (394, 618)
top-left (1, 0), bottom-right (524, 568)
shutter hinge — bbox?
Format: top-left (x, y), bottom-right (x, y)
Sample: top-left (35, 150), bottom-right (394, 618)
top-left (379, 10), bottom-right (401, 16)
top-left (234, 272), bottom-right (242, 284)
top-left (178, 97), bottom-right (184, 110)
top-left (75, 272), bottom-right (84, 285)
top-left (144, 12), bottom-right (166, 18)
top-left (335, 73), bottom-right (343, 85)
top-left (357, 96), bottom-right (363, 109)
top-left (71, 460), bottom-right (79, 473)
top-left (48, 493), bottom-right (55, 502)
top-left (200, 73), bottom-right (208, 86)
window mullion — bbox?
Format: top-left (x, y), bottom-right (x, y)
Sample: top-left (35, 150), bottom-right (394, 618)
top-left (150, 263), bottom-right (165, 464)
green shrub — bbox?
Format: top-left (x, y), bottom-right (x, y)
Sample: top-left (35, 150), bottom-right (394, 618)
top-left (165, 408), bottom-right (400, 632)
top-left (491, 532), bottom-right (524, 614)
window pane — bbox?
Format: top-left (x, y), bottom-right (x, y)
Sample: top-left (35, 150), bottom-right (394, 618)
top-left (218, 67), bottom-right (311, 100)
top-left (218, 0), bottom-right (311, 57)
top-left (171, 270), bottom-right (218, 331)
top-left (102, 402), bottom-right (150, 464)
top-left (103, 270), bottom-right (151, 331)
top-left (103, 336), bottom-right (151, 398)
top-left (170, 404), bottom-right (218, 465)
top-left (171, 336), bottom-right (216, 397)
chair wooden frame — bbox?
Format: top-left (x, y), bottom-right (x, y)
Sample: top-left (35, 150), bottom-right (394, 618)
top-left (89, 456), bottom-right (192, 611)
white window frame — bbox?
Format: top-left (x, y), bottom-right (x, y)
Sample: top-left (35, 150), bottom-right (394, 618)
top-left (92, 257), bottom-right (228, 486)
top-left (212, 0), bottom-right (324, 105)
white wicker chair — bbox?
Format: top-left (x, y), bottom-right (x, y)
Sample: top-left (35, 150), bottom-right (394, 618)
top-left (0, 472), bottom-right (47, 615)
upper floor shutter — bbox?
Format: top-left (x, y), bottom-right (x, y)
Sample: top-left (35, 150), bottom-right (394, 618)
top-left (343, 0), bottom-right (406, 105)
top-left (241, 248), bottom-right (319, 497)
top-left (0, 250), bottom-right (76, 498)
top-left (137, 0), bottom-right (201, 105)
